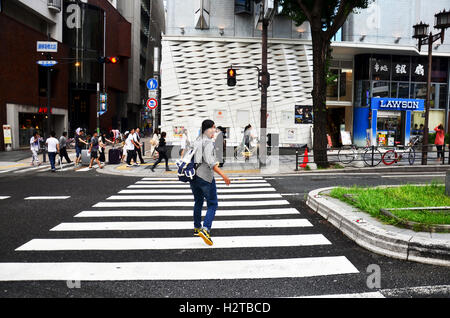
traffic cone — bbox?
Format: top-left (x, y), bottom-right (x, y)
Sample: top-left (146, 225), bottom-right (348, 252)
top-left (300, 147), bottom-right (309, 168)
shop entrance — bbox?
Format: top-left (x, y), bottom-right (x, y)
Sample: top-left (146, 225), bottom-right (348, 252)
top-left (327, 107), bottom-right (346, 147)
top-left (19, 113), bottom-right (46, 147)
top-left (376, 111), bottom-right (405, 146)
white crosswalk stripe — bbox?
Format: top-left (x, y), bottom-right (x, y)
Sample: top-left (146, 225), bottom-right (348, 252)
top-left (3, 177), bottom-right (361, 292)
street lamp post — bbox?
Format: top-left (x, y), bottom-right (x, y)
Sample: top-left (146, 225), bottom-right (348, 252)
top-left (413, 9), bottom-right (450, 165)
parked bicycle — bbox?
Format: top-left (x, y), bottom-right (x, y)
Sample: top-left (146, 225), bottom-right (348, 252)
top-left (381, 136), bottom-right (421, 166)
top-left (338, 144), bottom-right (382, 167)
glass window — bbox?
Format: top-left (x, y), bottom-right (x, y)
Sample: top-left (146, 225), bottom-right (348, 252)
top-left (326, 69), bottom-right (339, 101)
top-left (340, 68), bottom-right (353, 102)
top-left (438, 84), bottom-right (448, 110)
top-left (414, 83), bottom-right (427, 100)
top-left (373, 81), bottom-right (390, 98)
top-left (354, 54), bottom-right (370, 81)
top-left (432, 57), bottom-right (448, 83)
top-left (354, 80), bottom-right (370, 107)
top-left (398, 82), bottom-right (410, 99)
top-left (235, 0), bottom-right (252, 14)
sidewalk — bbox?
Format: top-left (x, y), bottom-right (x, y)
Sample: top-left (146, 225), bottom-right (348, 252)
top-left (2, 142), bottom-right (450, 176)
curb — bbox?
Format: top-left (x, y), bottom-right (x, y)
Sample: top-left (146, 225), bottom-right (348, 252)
top-left (306, 187), bottom-right (450, 267)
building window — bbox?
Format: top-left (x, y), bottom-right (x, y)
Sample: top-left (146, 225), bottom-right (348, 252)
top-left (326, 60), bottom-right (353, 102)
top-left (235, 0), bottom-right (252, 14)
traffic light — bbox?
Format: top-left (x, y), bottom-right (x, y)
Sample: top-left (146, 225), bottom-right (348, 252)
top-left (227, 68), bottom-right (236, 87)
top-left (98, 56), bottom-right (119, 64)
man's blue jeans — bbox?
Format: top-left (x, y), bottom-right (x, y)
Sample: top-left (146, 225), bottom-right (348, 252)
top-left (190, 176), bottom-right (218, 231)
top-left (48, 152), bottom-right (56, 170)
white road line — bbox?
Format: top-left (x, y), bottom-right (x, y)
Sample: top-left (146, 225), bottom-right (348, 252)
top-left (128, 183), bottom-right (272, 188)
top-left (16, 234), bottom-right (331, 251)
top-left (50, 219), bottom-right (312, 231)
top-left (118, 188), bottom-right (277, 194)
top-left (106, 194), bottom-right (283, 200)
top-left (76, 167), bottom-right (92, 172)
top-left (381, 174), bottom-right (445, 178)
top-left (14, 165), bottom-right (50, 174)
top-left (74, 208), bottom-right (300, 218)
top-left (24, 196), bottom-right (71, 200)
top-left (0, 256), bottom-right (359, 281)
top-left (298, 292), bottom-right (385, 298)
top-left (141, 177), bottom-right (264, 181)
top-left (0, 196), bottom-right (11, 200)
top-left (136, 180), bottom-right (268, 184)
top-left (93, 200), bottom-right (290, 208)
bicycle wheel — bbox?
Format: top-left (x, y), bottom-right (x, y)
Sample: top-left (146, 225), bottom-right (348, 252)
top-left (406, 147), bottom-right (416, 165)
top-left (363, 147), bottom-right (382, 166)
top-left (338, 146), bottom-right (356, 164)
top-left (382, 150), bottom-right (398, 166)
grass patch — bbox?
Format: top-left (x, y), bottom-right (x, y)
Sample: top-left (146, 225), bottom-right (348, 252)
top-left (329, 183), bottom-right (450, 228)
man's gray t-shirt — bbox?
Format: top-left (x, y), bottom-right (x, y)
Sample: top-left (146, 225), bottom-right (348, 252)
top-left (91, 136), bottom-right (99, 152)
top-left (193, 135), bottom-right (217, 183)
top-left (59, 136), bottom-right (67, 148)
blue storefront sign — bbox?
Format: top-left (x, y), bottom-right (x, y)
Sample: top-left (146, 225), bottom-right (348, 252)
top-left (354, 98), bottom-right (425, 147)
top-left (371, 98), bottom-right (425, 111)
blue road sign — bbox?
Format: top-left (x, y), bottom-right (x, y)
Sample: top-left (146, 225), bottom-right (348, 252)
top-left (147, 78), bottom-right (158, 90)
top-left (37, 60), bottom-right (58, 67)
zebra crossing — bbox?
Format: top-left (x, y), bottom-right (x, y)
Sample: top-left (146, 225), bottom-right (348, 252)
top-left (0, 176), bottom-right (361, 295)
top-left (0, 163), bottom-right (101, 175)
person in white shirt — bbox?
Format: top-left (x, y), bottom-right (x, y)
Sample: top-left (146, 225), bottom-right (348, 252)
top-left (134, 128), bottom-right (145, 164)
top-left (30, 132), bottom-right (42, 166)
top-left (45, 131), bottom-right (60, 172)
top-left (125, 128), bottom-right (139, 167)
top-left (150, 128), bottom-right (160, 160)
top-left (133, 129), bottom-right (143, 164)
top-left (180, 128), bottom-right (190, 158)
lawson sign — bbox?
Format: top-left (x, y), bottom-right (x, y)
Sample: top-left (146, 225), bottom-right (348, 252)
top-left (371, 98), bottom-right (425, 111)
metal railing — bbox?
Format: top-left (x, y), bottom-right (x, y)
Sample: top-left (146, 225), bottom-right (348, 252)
top-left (295, 144), bottom-right (450, 170)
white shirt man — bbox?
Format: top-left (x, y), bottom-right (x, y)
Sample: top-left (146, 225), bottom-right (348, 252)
top-left (45, 133), bottom-right (60, 172)
top-left (125, 133), bottom-right (135, 151)
top-left (30, 134), bottom-right (41, 166)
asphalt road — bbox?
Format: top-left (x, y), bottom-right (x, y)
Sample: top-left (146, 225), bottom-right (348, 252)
top-left (0, 169), bottom-right (448, 299)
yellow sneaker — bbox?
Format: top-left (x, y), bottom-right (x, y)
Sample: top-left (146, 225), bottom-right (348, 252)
top-left (198, 228), bottom-right (213, 246)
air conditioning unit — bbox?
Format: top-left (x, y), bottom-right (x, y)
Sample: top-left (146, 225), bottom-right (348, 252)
top-left (47, 0), bottom-right (62, 13)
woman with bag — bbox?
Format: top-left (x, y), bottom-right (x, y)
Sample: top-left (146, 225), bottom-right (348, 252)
top-left (150, 128), bottom-right (160, 160)
top-left (190, 120), bottom-right (231, 246)
top-left (150, 132), bottom-right (171, 172)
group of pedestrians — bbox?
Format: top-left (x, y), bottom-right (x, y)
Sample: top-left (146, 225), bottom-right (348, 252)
top-left (29, 131), bottom-right (66, 172)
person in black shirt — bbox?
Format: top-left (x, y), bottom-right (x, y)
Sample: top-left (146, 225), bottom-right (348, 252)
top-left (75, 130), bottom-right (88, 166)
top-left (151, 132), bottom-right (170, 172)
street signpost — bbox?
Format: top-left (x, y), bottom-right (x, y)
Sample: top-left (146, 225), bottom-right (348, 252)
top-left (147, 98), bottom-right (158, 110)
top-left (37, 60), bottom-right (58, 67)
top-left (147, 78), bottom-right (158, 90)
top-left (36, 41), bottom-right (58, 53)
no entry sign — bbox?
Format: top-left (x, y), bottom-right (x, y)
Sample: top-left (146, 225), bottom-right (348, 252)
top-left (147, 98), bottom-right (158, 110)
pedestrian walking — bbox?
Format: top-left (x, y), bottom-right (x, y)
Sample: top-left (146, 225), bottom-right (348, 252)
top-left (151, 132), bottom-right (170, 172)
top-left (75, 129), bottom-right (88, 166)
top-left (88, 131), bottom-right (103, 169)
top-left (125, 128), bottom-right (140, 167)
top-left (30, 132), bottom-right (42, 166)
top-left (180, 128), bottom-right (191, 158)
top-left (150, 128), bottom-right (160, 160)
top-left (58, 132), bottom-right (72, 165)
top-left (99, 132), bottom-right (113, 164)
top-left (134, 128), bottom-right (146, 164)
top-left (216, 126), bottom-right (226, 168)
top-left (190, 120), bottom-right (231, 246)
top-left (434, 123), bottom-right (445, 162)
top-left (45, 131), bottom-right (60, 173)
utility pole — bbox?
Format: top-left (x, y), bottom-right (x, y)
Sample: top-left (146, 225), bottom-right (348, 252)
top-left (46, 33), bottom-right (52, 139)
top-left (260, 6), bottom-right (269, 168)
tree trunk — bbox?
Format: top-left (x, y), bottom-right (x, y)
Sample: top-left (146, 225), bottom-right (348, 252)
top-left (310, 30), bottom-right (330, 168)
